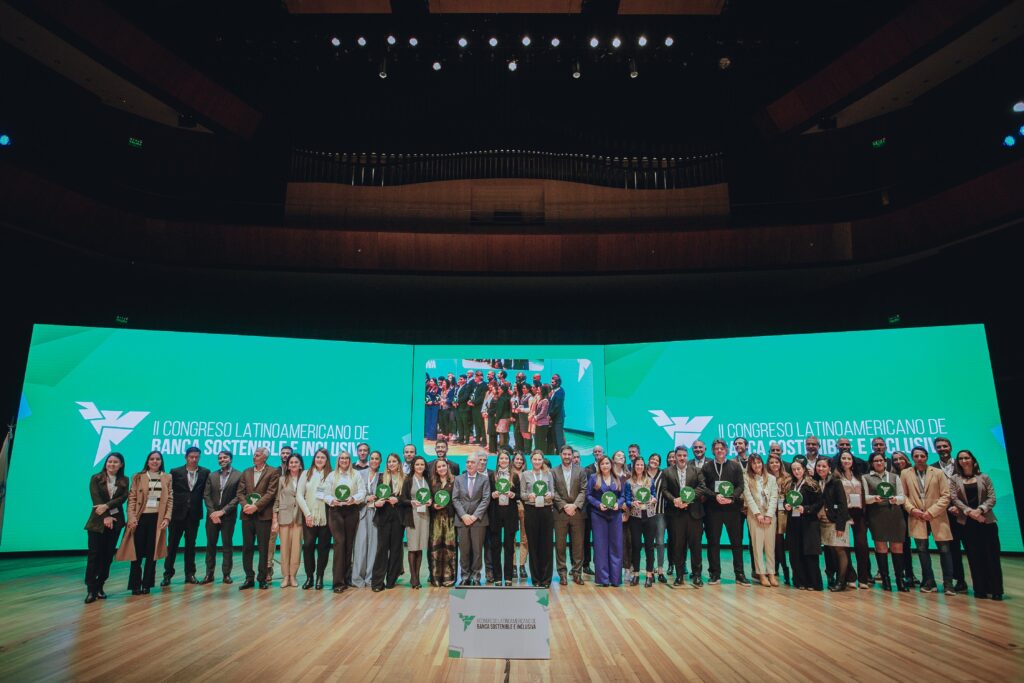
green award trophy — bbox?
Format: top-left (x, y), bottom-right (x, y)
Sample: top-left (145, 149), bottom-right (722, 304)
top-left (376, 483), bottom-right (392, 499)
top-left (495, 478), bottom-right (512, 494)
top-left (245, 493), bottom-right (262, 505)
top-left (785, 490), bottom-right (803, 507)
top-left (433, 489), bottom-right (451, 507)
top-left (679, 486), bottom-right (696, 503)
top-left (532, 480), bottom-right (548, 497)
top-left (415, 487), bottom-right (431, 505)
top-left (876, 481), bottom-right (896, 500)
top-left (717, 481), bottom-right (735, 497)
top-left (635, 487), bottom-right (651, 504)
top-left (600, 491), bottom-right (618, 509)
top-left (334, 484), bottom-right (351, 502)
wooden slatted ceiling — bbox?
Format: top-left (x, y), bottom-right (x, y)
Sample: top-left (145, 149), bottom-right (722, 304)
top-left (285, 0), bottom-right (726, 13)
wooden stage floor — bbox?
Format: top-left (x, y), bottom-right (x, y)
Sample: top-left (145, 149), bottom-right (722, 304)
top-left (1, 552), bottom-right (1021, 682)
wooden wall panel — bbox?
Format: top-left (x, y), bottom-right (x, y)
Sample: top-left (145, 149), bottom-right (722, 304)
top-left (618, 1), bottom-right (724, 15)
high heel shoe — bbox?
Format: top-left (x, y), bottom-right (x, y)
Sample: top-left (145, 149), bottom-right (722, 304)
top-left (644, 575), bottom-right (654, 588)
top-left (768, 575), bottom-right (779, 587)
top-left (303, 577), bottom-right (314, 590)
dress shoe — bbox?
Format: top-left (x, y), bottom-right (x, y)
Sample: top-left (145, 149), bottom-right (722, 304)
top-left (954, 581), bottom-right (968, 594)
top-left (692, 578), bottom-right (704, 588)
top-left (315, 577), bottom-right (324, 590)
top-left (510, 566), bottom-right (518, 579)
top-left (239, 580), bottom-right (255, 590)
top-left (992, 594), bottom-right (1004, 601)
top-left (159, 577), bottom-right (172, 587)
top-left (96, 590), bottom-right (107, 599)
top-left (673, 578), bottom-right (685, 586)
top-left (829, 582), bottom-right (848, 592)
top-left (504, 580), bottom-right (513, 587)
top-left (333, 586), bottom-right (347, 593)
top-left (372, 585), bottom-right (384, 592)
top-left (141, 587), bottom-right (151, 594)
top-left (582, 565), bottom-right (595, 576)
top-left (200, 574), bottom-right (215, 585)
top-left (185, 574), bottom-right (199, 584)
top-left (657, 573), bottom-right (667, 584)
top-left (223, 576), bottom-right (233, 584)
top-left (558, 573), bottom-right (568, 585)
top-left (131, 588), bottom-right (144, 595)
top-left (519, 565), bottom-right (528, 579)
top-left (85, 593), bottom-right (97, 604)
top-left (386, 583), bottom-right (397, 590)
top-left (630, 576), bottom-right (640, 587)
top-left (666, 565), bottom-right (674, 576)
top-left (736, 574), bottom-right (752, 587)
top-left (644, 575), bottom-right (654, 588)
top-left (303, 577), bottom-right (315, 590)
top-left (707, 575), bottom-right (721, 585)
top-left (259, 582), bottom-right (270, 590)
top-left (573, 574), bottom-right (584, 586)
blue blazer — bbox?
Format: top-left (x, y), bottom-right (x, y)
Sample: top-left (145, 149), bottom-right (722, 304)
top-left (586, 474), bottom-right (624, 520)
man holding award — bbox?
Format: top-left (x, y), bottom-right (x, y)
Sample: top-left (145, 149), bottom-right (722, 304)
top-left (452, 452), bottom-right (491, 585)
top-left (699, 439), bottom-right (750, 586)
top-left (236, 447), bottom-right (280, 590)
top-left (660, 446), bottom-right (707, 587)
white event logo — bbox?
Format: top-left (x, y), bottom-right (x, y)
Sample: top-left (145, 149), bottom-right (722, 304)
top-left (78, 401), bottom-right (150, 466)
top-left (649, 410), bottom-right (713, 449)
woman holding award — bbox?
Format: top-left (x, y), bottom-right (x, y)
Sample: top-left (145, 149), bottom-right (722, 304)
top-left (511, 451), bottom-right (530, 579)
top-left (647, 453), bottom-right (669, 585)
top-left (814, 458), bottom-right (851, 592)
top-left (84, 452), bottom-right (129, 603)
top-left (520, 450), bottom-right (554, 588)
top-left (742, 455), bottom-right (779, 587)
top-left (272, 454), bottom-right (305, 588)
top-left (587, 455), bottom-right (625, 587)
top-left (624, 457), bottom-right (658, 587)
top-left (862, 451), bottom-right (908, 591)
top-left (400, 456), bottom-right (431, 589)
top-left (296, 448), bottom-right (332, 590)
top-left (767, 450), bottom-right (792, 585)
top-left (325, 450), bottom-right (367, 593)
top-left (950, 450), bottom-right (1003, 600)
top-left (116, 450), bottom-right (173, 595)
top-left (837, 452), bottom-right (872, 588)
top-left (371, 453), bottom-right (410, 591)
top-left (352, 451), bottom-right (382, 588)
top-left (783, 459), bottom-right (822, 591)
top-left (428, 457), bottom-right (458, 587)
top-left (488, 450), bottom-right (519, 585)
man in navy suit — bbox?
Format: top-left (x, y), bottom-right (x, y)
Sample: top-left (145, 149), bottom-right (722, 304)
top-left (469, 370), bottom-right (487, 446)
top-left (455, 374), bottom-right (473, 444)
top-left (162, 446), bottom-right (210, 586)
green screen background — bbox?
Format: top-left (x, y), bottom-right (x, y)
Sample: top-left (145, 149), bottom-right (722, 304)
top-left (4, 324), bottom-right (1015, 552)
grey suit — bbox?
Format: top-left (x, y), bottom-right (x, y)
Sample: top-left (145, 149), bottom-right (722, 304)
top-left (552, 464), bottom-right (587, 575)
top-left (452, 471), bottom-right (490, 582)
top-left (203, 467), bottom-right (242, 578)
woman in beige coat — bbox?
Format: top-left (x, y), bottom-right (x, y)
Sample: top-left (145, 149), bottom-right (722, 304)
top-left (116, 450), bottom-right (174, 595)
top-left (900, 446), bottom-right (954, 593)
top-left (273, 454), bottom-right (305, 587)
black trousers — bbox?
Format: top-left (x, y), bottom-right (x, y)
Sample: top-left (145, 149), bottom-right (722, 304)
top-left (628, 515), bottom-right (657, 573)
top-left (533, 425), bottom-right (550, 453)
top-left (472, 407), bottom-right (485, 443)
top-left (303, 523), bottom-right (332, 579)
top-left (128, 513), bottom-right (159, 589)
top-left (551, 415), bottom-right (565, 452)
top-left (371, 517), bottom-right (405, 588)
top-left (490, 507), bottom-right (518, 582)
top-left (848, 508), bottom-right (872, 583)
top-left (241, 517), bottom-right (272, 583)
top-left (785, 523), bottom-right (822, 590)
top-left (456, 409), bottom-right (471, 442)
top-left (949, 515), bottom-right (967, 584)
top-left (523, 506), bottom-right (553, 584)
top-left (204, 514), bottom-right (236, 577)
top-left (669, 514), bottom-right (703, 577)
top-left (328, 506), bottom-right (359, 587)
top-left (85, 528), bottom-right (120, 591)
top-left (705, 507), bottom-right (745, 578)
top-left (164, 516), bottom-right (201, 578)
top-left (962, 520), bottom-right (1003, 596)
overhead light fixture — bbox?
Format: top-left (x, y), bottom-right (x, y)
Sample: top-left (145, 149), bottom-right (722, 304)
top-left (629, 59), bottom-right (638, 79)
top-left (551, 37), bottom-right (560, 47)
top-left (664, 36), bottom-right (674, 47)
top-left (357, 36), bottom-right (367, 47)
top-left (522, 36), bottom-right (531, 47)
top-left (590, 37), bottom-right (599, 48)
top-left (1003, 135), bottom-right (1016, 147)
top-left (1014, 100), bottom-right (1024, 113)
top-left (489, 37), bottom-right (498, 47)
top-left (433, 61), bottom-right (442, 71)
top-left (379, 58), bottom-right (388, 79)
top-left (458, 37), bottom-right (468, 48)
top-left (508, 59), bottom-right (518, 72)
top-left (612, 37), bottom-right (621, 48)
top-left (0, 134), bottom-right (10, 147)
top-left (572, 60), bottom-right (581, 79)
top-left (719, 56), bottom-right (732, 70)
top-left (330, 36), bottom-right (341, 47)
top-left (638, 35), bottom-right (648, 47)
top-left (409, 36), bottom-right (418, 47)
top-left (386, 35), bottom-right (397, 46)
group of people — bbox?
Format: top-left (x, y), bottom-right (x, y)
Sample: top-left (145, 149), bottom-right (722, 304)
top-left (82, 435), bottom-right (1005, 603)
top-left (425, 367), bottom-right (566, 454)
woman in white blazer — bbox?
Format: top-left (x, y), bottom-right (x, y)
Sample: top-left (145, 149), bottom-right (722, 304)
top-left (742, 455), bottom-right (779, 587)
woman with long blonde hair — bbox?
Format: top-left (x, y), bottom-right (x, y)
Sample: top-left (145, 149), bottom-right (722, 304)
top-left (767, 448), bottom-right (793, 585)
top-left (371, 453), bottom-right (410, 591)
top-left (743, 454), bottom-right (779, 587)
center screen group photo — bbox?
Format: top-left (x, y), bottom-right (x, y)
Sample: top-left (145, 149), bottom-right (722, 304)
top-left (4, 324), bottom-right (1013, 620)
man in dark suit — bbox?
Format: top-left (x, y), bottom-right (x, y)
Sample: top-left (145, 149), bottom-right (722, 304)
top-left (201, 449), bottom-right (242, 584)
top-left (452, 453), bottom-right (490, 585)
top-left (426, 438), bottom-right (461, 481)
top-left (661, 450), bottom-right (707, 587)
top-left (699, 438), bottom-right (749, 586)
top-left (552, 445), bottom-right (586, 585)
top-left (455, 375), bottom-right (473, 444)
top-left (161, 446), bottom-right (210, 586)
top-left (469, 370), bottom-right (487, 446)
top-left (237, 446), bottom-right (280, 590)
top-left (548, 374), bottom-right (566, 453)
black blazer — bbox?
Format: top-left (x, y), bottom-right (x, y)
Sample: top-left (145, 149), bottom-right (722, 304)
top-left (789, 480), bottom-right (823, 556)
top-left (487, 470), bottom-right (520, 519)
top-left (84, 473), bottom-right (130, 533)
top-left (819, 476), bottom-right (851, 527)
top-left (168, 466), bottom-right (211, 522)
top-left (659, 464), bottom-right (706, 520)
top-left (698, 459), bottom-right (745, 510)
top-left (385, 477), bottom-right (417, 529)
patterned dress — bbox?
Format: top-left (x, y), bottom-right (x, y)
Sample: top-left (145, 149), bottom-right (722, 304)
top-left (428, 480), bottom-right (457, 586)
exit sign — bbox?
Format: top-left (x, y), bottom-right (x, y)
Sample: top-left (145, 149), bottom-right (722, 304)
top-left (128, 137), bottom-right (143, 149)
top-left (871, 137), bottom-right (887, 149)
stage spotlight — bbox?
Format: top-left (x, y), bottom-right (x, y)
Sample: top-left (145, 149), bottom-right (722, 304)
top-left (357, 36), bottom-right (367, 47)
top-left (409, 36), bottom-right (418, 47)
top-left (612, 37), bottom-right (621, 48)
top-left (1013, 100), bottom-right (1024, 113)
top-left (379, 59), bottom-right (388, 79)
top-left (719, 56), bottom-right (732, 70)
top-left (433, 61), bottom-right (442, 71)
top-left (629, 59), bottom-right (638, 78)
top-left (458, 37), bottom-right (468, 48)
top-left (330, 36), bottom-right (341, 47)
top-left (664, 36), bottom-right (674, 47)
top-left (387, 34), bottom-right (397, 45)
top-left (551, 37), bottom-right (560, 47)
top-left (1004, 135), bottom-right (1016, 147)
top-left (572, 60), bottom-right (581, 79)
top-left (590, 37), bottom-right (599, 48)
top-left (508, 59), bottom-right (518, 72)
top-left (522, 36), bottom-right (531, 47)
top-left (0, 134), bottom-right (10, 146)
top-left (489, 37), bottom-right (498, 47)
top-left (638, 35), bottom-right (648, 47)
